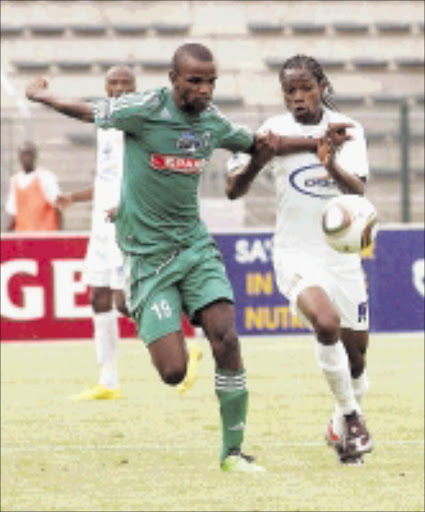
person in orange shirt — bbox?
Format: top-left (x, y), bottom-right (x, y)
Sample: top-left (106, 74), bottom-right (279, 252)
top-left (5, 141), bottom-right (62, 231)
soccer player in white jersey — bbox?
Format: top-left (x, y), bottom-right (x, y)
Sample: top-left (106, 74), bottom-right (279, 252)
top-left (57, 65), bottom-right (202, 399)
top-left (226, 55), bottom-right (373, 465)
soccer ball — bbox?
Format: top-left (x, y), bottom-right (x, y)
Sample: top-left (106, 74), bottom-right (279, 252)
top-left (321, 194), bottom-right (378, 253)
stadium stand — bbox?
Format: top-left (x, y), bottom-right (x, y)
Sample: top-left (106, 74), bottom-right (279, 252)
top-left (1, 0), bottom-right (423, 229)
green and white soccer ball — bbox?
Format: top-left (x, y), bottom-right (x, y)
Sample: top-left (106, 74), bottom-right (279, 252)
top-left (322, 194), bottom-right (378, 253)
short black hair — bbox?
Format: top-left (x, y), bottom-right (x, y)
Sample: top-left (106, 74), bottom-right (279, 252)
top-left (279, 54), bottom-right (337, 111)
top-left (172, 43), bottom-right (214, 72)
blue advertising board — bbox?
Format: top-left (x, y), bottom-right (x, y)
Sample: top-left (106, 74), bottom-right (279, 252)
top-left (212, 226), bottom-right (424, 335)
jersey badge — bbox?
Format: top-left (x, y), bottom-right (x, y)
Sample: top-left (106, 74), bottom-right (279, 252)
top-left (290, 163), bottom-right (338, 198)
top-left (176, 132), bottom-right (202, 154)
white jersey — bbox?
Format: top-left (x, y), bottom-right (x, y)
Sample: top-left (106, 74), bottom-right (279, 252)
top-left (228, 108), bottom-right (369, 270)
top-left (91, 127), bottom-right (124, 232)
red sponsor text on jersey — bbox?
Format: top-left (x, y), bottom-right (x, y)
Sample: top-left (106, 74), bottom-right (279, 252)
top-left (149, 154), bottom-right (205, 174)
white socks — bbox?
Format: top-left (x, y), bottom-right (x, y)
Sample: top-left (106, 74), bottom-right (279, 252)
top-left (315, 340), bottom-right (358, 416)
top-left (94, 310), bottom-right (119, 389)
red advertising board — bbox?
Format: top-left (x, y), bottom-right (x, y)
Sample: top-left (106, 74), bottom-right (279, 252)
top-left (0, 233), bottom-right (194, 341)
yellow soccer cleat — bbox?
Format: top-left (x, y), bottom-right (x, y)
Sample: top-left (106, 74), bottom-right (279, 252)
top-left (69, 384), bottom-right (123, 401)
top-left (177, 342), bottom-right (203, 395)
top-left (220, 450), bottom-right (266, 473)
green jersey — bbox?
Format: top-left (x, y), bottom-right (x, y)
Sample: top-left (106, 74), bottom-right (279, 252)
top-left (93, 87), bottom-right (253, 256)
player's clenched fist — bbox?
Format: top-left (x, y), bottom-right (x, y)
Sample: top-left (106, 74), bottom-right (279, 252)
top-left (25, 77), bottom-right (49, 102)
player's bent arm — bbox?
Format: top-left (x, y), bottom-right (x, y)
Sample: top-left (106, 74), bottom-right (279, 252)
top-left (69, 187), bottom-right (94, 202)
top-left (226, 134), bottom-right (319, 200)
top-left (275, 136), bottom-right (318, 156)
top-left (226, 157), bottom-right (263, 200)
top-left (26, 78), bottom-right (94, 122)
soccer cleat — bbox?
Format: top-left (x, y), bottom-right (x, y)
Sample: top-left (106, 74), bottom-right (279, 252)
top-left (69, 384), bottom-right (123, 401)
top-left (326, 419), bottom-right (365, 465)
top-left (220, 449), bottom-right (266, 473)
top-left (177, 342), bottom-right (203, 395)
top-left (341, 411), bottom-right (373, 457)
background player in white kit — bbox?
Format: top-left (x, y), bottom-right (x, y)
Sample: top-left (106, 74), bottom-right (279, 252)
top-left (226, 55), bottom-right (373, 465)
top-left (56, 65), bottom-right (136, 399)
top-left (57, 65), bottom-right (202, 399)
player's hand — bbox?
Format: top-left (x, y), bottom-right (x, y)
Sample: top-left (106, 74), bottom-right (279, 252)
top-left (253, 131), bottom-right (280, 167)
top-left (105, 207), bottom-right (118, 222)
top-left (317, 123), bottom-right (353, 168)
top-left (25, 77), bottom-right (49, 102)
top-left (55, 194), bottom-right (73, 211)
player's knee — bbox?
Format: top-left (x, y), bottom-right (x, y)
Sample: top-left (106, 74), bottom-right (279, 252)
top-left (211, 328), bottom-right (240, 365)
top-left (114, 292), bottom-right (130, 316)
top-left (160, 367), bottom-right (186, 386)
top-left (349, 353), bottom-right (365, 378)
top-left (313, 311), bottom-right (340, 345)
top-left (91, 289), bottom-right (112, 312)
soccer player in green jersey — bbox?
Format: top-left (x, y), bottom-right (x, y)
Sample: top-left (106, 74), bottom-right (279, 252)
top-left (26, 43), bottom-right (316, 472)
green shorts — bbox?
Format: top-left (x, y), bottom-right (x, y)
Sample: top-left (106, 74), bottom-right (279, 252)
top-left (123, 238), bottom-right (234, 345)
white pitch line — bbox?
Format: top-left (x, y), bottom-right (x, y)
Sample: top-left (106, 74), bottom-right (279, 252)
top-left (2, 439), bottom-right (424, 454)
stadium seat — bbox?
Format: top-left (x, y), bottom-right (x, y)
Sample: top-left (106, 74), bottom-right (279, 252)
top-left (152, 23), bottom-right (190, 35)
top-left (395, 57), bottom-right (425, 70)
top-left (319, 58), bottom-right (347, 70)
top-left (139, 59), bottom-right (170, 71)
top-left (375, 22), bottom-right (412, 34)
top-left (332, 22), bottom-right (370, 34)
top-left (289, 23), bottom-right (327, 34)
top-left (55, 61), bottom-right (93, 72)
top-left (26, 24), bottom-right (66, 36)
top-left (372, 94), bottom-right (405, 105)
top-left (247, 22), bottom-right (284, 34)
top-left (334, 95), bottom-right (366, 107)
top-left (111, 24), bottom-right (149, 35)
top-left (0, 25), bottom-right (24, 37)
top-left (351, 58), bottom-right (389, 70)
top-left (68, 25), bottom-right (107, 36)
top-left (12, 60), bottom-right (51, 72)
top-left (213, 95), bottom-right (244, 108)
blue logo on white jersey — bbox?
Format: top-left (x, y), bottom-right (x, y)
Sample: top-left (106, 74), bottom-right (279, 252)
top-left (289, 163), bottom-right (338, 198)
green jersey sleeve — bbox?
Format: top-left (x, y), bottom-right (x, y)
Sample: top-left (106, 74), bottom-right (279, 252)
top-left (93, 89), bottom-right (163, 133)
top-left (214, 112), bottom-right (254, 153)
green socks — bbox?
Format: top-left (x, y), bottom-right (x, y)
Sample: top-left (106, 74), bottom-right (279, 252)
top-left (215, 367), bottom-right (248, 462)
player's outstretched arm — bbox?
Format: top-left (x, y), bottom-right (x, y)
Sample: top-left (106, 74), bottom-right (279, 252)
top-left (226, 132), bottom-right (319, 200)
top-left (55, 187), bottom-right (94, 211)
top-left (26, 78), bottom-right (94, 123)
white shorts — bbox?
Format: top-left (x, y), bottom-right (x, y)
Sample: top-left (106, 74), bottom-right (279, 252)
top-left (83, 226), bottom-right (124, 290)
top-left (273, 249), bottom-right (369, 331)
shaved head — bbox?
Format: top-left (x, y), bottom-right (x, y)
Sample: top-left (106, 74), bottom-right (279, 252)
top-left (106, 65), bottom-right (135, 82)
top-left (172, 43), bottom-right (214, 73)
top-left (105, 65), bottom-right (136, 97)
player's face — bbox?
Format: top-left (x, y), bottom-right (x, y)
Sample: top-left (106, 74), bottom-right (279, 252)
top-left (281, 69), bottom-right (325, 124)
top-left (19, 148), bottom-right (36, 172)
top-left (105, 69), bottom-right (136, 98)
top-left (170, 56), bottom-right (217, 114)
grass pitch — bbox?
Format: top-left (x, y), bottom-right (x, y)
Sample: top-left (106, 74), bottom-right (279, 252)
top-left (1, 333), bottom-right (424, 512)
